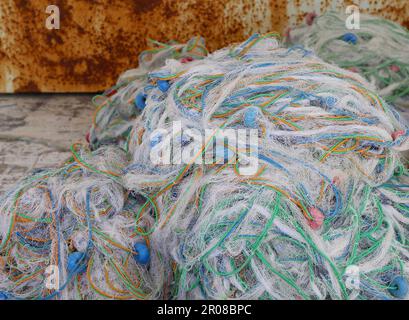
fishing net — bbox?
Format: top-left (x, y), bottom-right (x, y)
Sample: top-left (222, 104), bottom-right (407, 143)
top-left (288, 12), bottom-right (409, 108)
top-left (0, 33), bottom-right (408, 300)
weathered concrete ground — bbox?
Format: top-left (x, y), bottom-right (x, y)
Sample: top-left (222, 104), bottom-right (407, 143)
top-left (0, 94), bottom-right (408, 194)
top-left (0, 94), bottom-right (94, 193)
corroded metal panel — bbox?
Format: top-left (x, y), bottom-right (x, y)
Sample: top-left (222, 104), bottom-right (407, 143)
top-left (0, 0), bottom-right (407, 93)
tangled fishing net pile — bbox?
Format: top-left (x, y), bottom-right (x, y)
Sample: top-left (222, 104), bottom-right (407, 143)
top-left (288, 12), bottom-right (409, 108)
top-left (1, 33), bottom-right (409, 300)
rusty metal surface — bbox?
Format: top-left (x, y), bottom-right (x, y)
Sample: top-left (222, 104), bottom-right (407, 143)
top-left (0, 0), bottom-right (407, 93)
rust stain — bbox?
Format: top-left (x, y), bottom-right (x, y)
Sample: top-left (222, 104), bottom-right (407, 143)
top-left (0, 0), bottom-right (407, 93)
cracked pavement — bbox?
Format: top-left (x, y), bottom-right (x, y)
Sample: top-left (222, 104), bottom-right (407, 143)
top-left (0, 94), bottom-right (94, 193)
